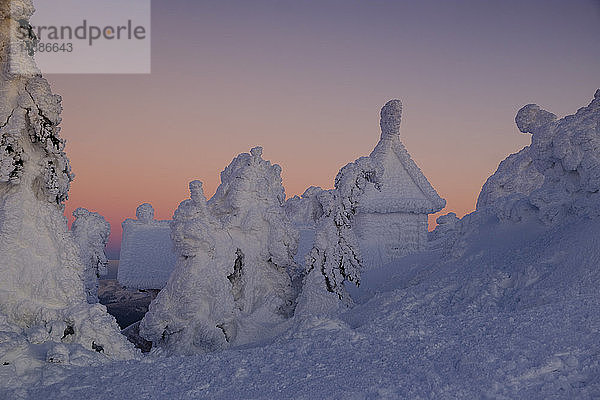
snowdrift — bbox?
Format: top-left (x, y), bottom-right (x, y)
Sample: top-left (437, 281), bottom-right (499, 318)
top-left (17, 182), bottom-right (600, 399)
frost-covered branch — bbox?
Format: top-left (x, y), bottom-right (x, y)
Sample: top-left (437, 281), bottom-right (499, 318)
top-left (306, 157), bottom-right (382, 299)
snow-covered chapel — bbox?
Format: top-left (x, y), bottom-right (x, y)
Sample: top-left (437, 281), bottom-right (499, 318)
top-left (354, 100), bottom-right (446, 267)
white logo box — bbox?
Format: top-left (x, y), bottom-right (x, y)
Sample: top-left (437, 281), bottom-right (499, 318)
top-left (10, 0), bottom-right (151, 74)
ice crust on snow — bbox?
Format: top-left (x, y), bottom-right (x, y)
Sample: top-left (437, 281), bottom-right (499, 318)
top-left (0, 0), bottom-right (136, 387)
top-left (117, 203), bottom-right (177, 290)
top-left (140, 148), bottom-right (299, 354)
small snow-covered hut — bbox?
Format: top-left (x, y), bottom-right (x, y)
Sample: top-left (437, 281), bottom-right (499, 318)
top-left (117, 203), bottom-right (177, 292)
top-left (355, 100), bottom-right (445, 267)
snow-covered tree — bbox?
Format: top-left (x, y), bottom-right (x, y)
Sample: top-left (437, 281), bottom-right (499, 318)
top-left (0, 1), bottom-right (135, 382)
top-left (304, 157), bottom-right (382, 301)
top-left (140, 147), bottom-right (298, 354)
top-left (476, 146), bottom-right (543, 212)
top-left (284, 186), bottom-right (324, 227)
top-left (473, 90), bottom-right (600, 224)
top-left (71, 208), bottom-right (111, 303)
top-left (432, 90), bottom-right (600, 259)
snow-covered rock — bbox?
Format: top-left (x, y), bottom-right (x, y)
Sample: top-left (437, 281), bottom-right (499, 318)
top-left (71, 208), bottom-right (111, 303)
top-left (140, 148), bottom-right (299, 354)
top-left (0, 0), bottom-right (136, 387)
top-left (117, 203), bottom-right (177, 290)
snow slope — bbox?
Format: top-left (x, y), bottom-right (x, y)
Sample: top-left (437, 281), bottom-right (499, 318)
top-left (15, 216), bottom-right (600, 400)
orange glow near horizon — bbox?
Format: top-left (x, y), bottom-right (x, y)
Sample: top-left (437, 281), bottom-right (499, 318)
top-left (58, 80), bottom-right (530, 258)
top-left (52, 0), bottom-right (599, 258)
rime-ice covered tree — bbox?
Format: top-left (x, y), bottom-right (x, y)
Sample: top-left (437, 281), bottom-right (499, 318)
top-left (284, 186), bottom-right (324, 226)
top-left (433, 90), bottom-right (600, 259)
top-left (140, 180), bottom-right (234, 353)
top-left (140, 147), bottom-right (298, 354)
top-left (71, 208), bottom-right (111, 303)
top-left (473, 90), bottom-right (600, 224)
top-left (0, 0), bottom-right (135, 381)
top-left (518, 93), bottom-right (600, 223)
top-left (476, 147), bottom-right (543, 212)
top-left (296, 157), bottom-right (382, 315)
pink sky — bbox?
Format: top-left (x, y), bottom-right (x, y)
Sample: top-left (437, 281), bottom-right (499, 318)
top-left (46, 0), bottom-right (600, 258)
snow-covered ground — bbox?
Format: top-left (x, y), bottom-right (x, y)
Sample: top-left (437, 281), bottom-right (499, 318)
top-left (11, 216), bottom-right (600, 400)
